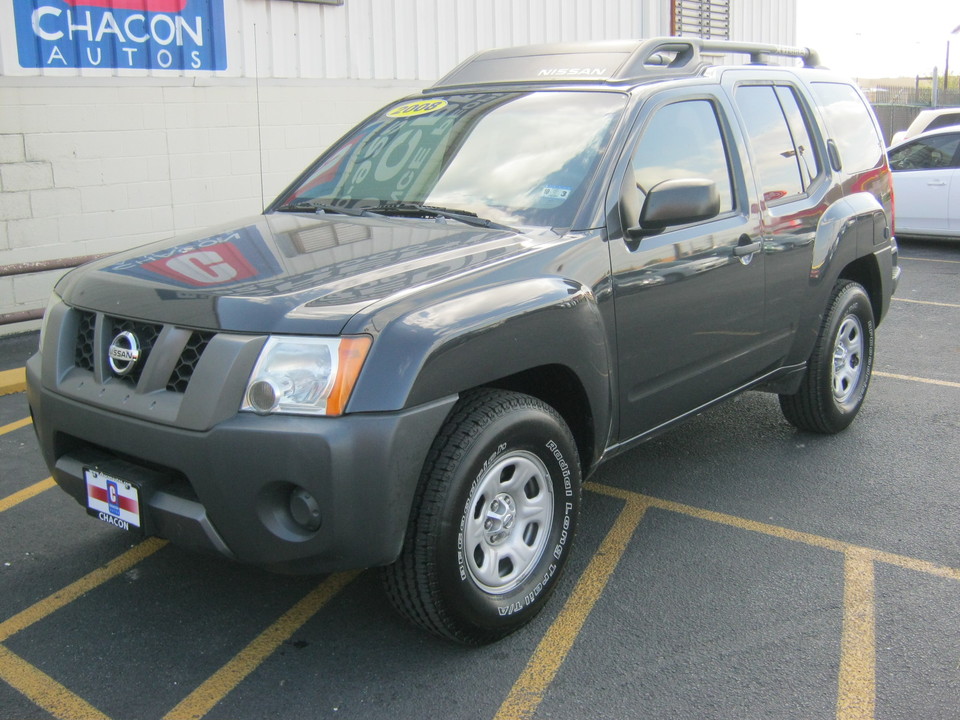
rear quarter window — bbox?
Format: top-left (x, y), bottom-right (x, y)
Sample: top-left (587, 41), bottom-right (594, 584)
top-left (809, 82), bottom-right (883, 173)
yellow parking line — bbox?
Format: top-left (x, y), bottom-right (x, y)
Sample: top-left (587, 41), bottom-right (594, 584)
top-left (837, 549), bottom-right (876, 720)
top-left (163, 570), bottom-right (361, 720)
top-left (0, 538), bottom-right (168, 643)
top-left (892, 297), bottom-right (960, 309)
top-left (0, 644), bottom-right (110, 720)
top-left (495, 491), bottom-right (648, 720)
top-left (0, 416), bottom-right (31, 437)
top-left (633, 492), bottom-right (960, 580)
top-left (0, 477), bottom-right (56, 513)
top-left (0, 368), bottom-right (26, 397)
top-left (494, 482), bottom-right (959, 720)
top-left (898, 255), bottom-right (960, 264)
top-left (874, 371), bottom-right (960, 389)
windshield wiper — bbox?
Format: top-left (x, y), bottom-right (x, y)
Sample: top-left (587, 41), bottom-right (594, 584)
top-left (368, 203), bottom-right (515, 232)
top-left (275, 201), bottom-right (367, 217)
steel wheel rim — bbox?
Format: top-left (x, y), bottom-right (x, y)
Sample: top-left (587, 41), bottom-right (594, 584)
top-left (463, 450), bottom-right (554, 595)
top-left (832, 315), bottom-right (864, 403)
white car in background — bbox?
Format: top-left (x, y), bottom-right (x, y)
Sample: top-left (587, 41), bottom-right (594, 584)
top-left (888, 126), bottom-right (960, 239)
top-left (890, 107), bottom-right (960, 145)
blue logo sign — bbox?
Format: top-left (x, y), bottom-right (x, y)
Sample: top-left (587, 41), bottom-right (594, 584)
top-left (14, 0), bottom-right (227, 71)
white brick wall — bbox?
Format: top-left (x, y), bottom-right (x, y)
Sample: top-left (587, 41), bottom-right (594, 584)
top-left (0, 77), bottom-right (421, 334)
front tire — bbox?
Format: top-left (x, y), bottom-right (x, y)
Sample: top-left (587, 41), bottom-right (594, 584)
top-left (382, 389), bottom-right (582, 645)
top-left (779, 280), bottom-right (875, 434)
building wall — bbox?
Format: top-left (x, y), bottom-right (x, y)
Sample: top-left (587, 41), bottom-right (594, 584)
top-left (0, 0), bottom-right (795, 333)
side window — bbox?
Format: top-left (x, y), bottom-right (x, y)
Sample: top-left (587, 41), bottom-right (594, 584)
top-left (631, 99), bottom-right (735, 214)
top-left (926, 113), bottom-right (960, 132)
top-left (810, 81), bottom-right (884, 173)
top-left (734, 85), bottom-right (805, 202)
top-left (888, 133), bottom-right (960, 171)
top-left (775, 86), bottom-right (821, 185)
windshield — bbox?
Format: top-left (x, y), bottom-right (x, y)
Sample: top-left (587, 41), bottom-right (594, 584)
top-left (276, 91), bottom-right (626, 228)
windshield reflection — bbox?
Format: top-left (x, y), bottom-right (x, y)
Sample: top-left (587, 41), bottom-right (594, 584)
top-left (278, 91), bottom-right (626, 229)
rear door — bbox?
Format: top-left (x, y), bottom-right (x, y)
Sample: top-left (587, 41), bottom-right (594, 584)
top-left (608, 89), bottom-right (767, 441)
top-left (726, 76), bottom-right (833, 358)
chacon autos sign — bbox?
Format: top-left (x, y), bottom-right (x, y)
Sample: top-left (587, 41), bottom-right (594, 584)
top-left (13, 0), bottom-right (227, 70)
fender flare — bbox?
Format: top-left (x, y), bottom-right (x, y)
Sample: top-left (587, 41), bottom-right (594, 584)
top-left (347, 276), bottom-right (612, 453)
top-left (789, 191), bottom-right (888, 364)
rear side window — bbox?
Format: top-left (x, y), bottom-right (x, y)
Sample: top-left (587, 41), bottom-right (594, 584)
top-left (810, 82), bottom-right (883, 173)
top-left (734, 85), bottom-right (807, 202)
top-left (631, 99), bottom-right (735, 214)
top-left (888, 133), bottom-right (960, 171)
top-left (775, 86), bottom-right (821, 185)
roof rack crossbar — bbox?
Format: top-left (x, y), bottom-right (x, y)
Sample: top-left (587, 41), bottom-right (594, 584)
top-left (427, 37), bottom-right (823, 91)
top-left (696, 39), bottom-right (821, 68)
top-left (618, 38), bottom-right (821, 80)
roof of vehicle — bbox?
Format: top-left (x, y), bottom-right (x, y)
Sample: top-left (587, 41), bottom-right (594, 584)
top-left (887, 122), bottom-right (960, 150)
top-left (429, 37), bottom-right (822, 91)
top-left (891, 107), bottom-right (960, 145)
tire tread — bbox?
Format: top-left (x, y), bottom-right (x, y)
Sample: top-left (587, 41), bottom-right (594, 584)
top-left (779, 280), bottom-right (874, 434)
top-left (382, 388), bottom-right (574, 644)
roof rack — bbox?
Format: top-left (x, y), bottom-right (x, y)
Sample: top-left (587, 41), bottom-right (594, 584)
top-left (430, 37), bottom-right (822, 90)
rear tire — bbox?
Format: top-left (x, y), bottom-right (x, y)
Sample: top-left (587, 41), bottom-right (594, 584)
top-left (382, 389), bottom-right (581, 645)
top-left (779, 280), bottom-right (874, 434)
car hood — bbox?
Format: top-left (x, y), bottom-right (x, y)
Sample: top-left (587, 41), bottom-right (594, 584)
top-left (56, 212), bottom-right (551, 335)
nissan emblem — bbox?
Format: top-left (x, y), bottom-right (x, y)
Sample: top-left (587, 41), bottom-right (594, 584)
top-left (108, 331), bottom-right (141, 376)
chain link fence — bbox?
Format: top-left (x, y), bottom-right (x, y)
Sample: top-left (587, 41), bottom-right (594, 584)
top-left (861, 77), bottom-right (960, 145)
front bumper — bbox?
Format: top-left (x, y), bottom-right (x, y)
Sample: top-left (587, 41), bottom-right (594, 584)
top-left (27, 355), bottom-right (456, 574)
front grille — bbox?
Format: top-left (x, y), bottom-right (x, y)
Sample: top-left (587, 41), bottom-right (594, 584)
top-left (68, 309), bottom-right (214, 394)
top-left (167, 331), bottom-right (215, 393)
top-left (75, 311), bottom-right (96, 371)
top-left (109, 317), bottom-right (162, 386)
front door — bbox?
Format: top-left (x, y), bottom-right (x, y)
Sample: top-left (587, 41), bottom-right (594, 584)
top-left (609, 93), bottom-right (767, 441)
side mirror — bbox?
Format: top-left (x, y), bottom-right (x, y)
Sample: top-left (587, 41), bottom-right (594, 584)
top-left (626, 178), bottom-right (720, 238)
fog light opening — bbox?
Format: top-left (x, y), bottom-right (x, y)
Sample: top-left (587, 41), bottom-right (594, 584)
top-left (289, 487), bottom-right (322, 532)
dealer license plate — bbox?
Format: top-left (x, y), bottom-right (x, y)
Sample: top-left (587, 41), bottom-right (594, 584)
top-left (85, 468), bottom-right (142, 532)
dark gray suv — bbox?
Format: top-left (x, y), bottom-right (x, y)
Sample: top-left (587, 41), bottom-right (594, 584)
top-left (28, 38), bottom-right (899, 644)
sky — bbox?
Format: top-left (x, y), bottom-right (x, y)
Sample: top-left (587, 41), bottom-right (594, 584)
top-left (796, 0), bottom-right (960, 79)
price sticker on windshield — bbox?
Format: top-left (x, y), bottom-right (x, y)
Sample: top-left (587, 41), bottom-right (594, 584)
top-left (387, 99), bottom-right (449, 118)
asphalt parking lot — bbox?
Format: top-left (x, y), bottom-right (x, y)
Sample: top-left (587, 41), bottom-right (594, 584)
top-left (1, 237), bottom-right (957, 720)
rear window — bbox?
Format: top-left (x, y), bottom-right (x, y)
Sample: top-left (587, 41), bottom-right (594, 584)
top-left (926, 113), bottom-right (960, 131)
top-left (810, 82), bottom-right (883, 173)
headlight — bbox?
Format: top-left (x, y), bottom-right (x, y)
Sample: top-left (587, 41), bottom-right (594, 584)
top-left (38, 291), bottom-right (63, 352)
top-left (241, 336), bottom-right (371, 416)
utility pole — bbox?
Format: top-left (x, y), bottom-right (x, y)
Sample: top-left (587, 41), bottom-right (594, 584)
top-left (951, 25), bottom-right (960, 96)
top-left (945, 41), bottom-right (950, 93)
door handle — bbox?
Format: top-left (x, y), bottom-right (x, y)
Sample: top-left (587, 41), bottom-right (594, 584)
top-left (733, 240), bottom-right (762, 256)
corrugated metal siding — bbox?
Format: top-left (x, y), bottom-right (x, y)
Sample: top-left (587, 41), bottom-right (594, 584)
top-left (1, 0), bottom-right (799, 80)
top-left (730, 0), bottom-right (797, 48)
top-left (237, 0), bottom-right (798, 80)
top-left (233, 0), bottom-right (670, 81)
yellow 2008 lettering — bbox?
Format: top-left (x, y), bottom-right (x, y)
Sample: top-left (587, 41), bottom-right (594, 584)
top-left (386, 99), bottom-right (449, 118)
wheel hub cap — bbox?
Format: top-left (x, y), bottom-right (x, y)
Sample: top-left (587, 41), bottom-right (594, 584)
top-left (462, 450), bottom-right (554, 595)
top-left (832, 315), bottom-right (864, 403)
top-left (483, 494), bottom-right (517, 545)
